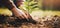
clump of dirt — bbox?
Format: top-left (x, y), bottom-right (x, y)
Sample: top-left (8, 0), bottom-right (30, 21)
top-left (0, 15), bottom-right (60, 28)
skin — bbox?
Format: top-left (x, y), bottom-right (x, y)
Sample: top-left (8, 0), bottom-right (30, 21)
top-left (3, 0), bottom-right (32, 19)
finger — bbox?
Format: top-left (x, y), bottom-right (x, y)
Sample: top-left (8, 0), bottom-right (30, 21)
top-left (25, 12), bottom-right (32, 19)
top-left (19, 10), bottom-right (28, 19)
top-left (20, 15), bottom-right (26, 19)
top-left (21, 14), bottom-right (27, 19)
top-left (24, 11), bottom-right (28, 15)
top-left (18, 16), bottom-right (23, 19)
top-left (22, 12), bottom-right (28, 19)
top-left (27, 13), bottom-right (32, 19)
top-left (17, 14), bottom-right (25, 19)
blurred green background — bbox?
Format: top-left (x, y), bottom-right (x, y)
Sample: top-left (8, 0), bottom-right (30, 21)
top-left (0, 0), bottom-right (60, 17)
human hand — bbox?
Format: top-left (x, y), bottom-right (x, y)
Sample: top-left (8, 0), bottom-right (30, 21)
top-left (11, 8), bottom-right (32, 19)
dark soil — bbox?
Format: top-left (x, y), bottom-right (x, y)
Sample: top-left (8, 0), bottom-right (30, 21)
top-left (0, 15), bottom-right (60, 28)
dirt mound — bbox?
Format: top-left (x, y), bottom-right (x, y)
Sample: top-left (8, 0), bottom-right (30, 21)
top-left (0, 15), bottom-right (60, 28)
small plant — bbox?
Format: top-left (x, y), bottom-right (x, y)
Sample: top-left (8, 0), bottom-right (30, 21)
top-left (23, 0), bottom-right (40, 13)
